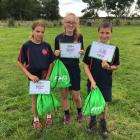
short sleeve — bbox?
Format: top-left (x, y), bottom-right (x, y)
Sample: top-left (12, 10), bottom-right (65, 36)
top-left (18, 44), bottom-right (27, 64)
top-left (48, 44), bottom-right (55, 64)
top-left (83, 45), bottom-right (91, 65)
top-left (79, 34), bottom-right (84, 50)
top-left (112, 47), bottom-right (120, 65)
top-left (54, 36), bottom-right (60, 50)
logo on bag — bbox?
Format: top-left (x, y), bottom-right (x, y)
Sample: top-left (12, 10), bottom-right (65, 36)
top-left (91, 106), bottom-right (103, 113)
top-left (54, 75), bottom-right (67, 81)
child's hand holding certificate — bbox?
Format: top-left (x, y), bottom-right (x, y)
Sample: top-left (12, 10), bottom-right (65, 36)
top-left (89, 41), bottom-right (116, 63)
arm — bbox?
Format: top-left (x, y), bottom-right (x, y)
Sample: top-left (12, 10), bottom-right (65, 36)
top-left (101, 60), bottom-right (119, 71)
top-left (17, 61), bottom-right (39, 82)
top-left (45, 62), bottom-right (54, 80)
top-left (54, 36), bottom-right (61, 56)
top-left (83, 63), bottom-right (96, 89)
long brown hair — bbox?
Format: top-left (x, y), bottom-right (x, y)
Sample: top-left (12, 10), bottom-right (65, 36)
top-left (31, 20), bottom-right (46, 39)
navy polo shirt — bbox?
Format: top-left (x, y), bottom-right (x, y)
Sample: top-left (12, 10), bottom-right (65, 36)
top-left (83, 44), bottom-right (120, 88)
top-left (18, 40), bottom-right (54, 73)
top-left (55, 33), bottom-right (84, 66)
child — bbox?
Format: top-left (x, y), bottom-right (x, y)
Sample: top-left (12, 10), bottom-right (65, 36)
top-left (83, 19), bottom-right (120, 138)
top-left (17, 20), bottom-right (55, 128)
top-left (54, 13), bottom-right (85, 124)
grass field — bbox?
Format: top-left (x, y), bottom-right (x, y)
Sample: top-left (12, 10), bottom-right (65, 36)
top-left (0, 25), bottom-right (140, 140)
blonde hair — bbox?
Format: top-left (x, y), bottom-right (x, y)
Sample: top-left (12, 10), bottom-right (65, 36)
top-left (63, 12), bottom-right (80, 35)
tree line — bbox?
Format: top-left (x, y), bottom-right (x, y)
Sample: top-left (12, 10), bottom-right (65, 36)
top-left (0, 0), bottom-right (60, 20)
top-left (82, 0), bottom-right (140, 18)
top-left (0, 0), bottom-right (139, 20)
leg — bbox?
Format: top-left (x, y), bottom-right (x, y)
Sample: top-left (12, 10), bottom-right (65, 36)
top-left (99, 106), bottom-right (109, 138)
top-left (71, 90), bottom-right (82, 109)
top-left (72, 90), bottom-right (84, 122)
top-left (61, 88), bottom-right (69, 110)
top-left (32, 95), bottom-right (42, 128)
top-left (61, 88), bottom-right (70, 124)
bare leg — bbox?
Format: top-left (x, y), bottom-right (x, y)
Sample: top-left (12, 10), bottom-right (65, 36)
top-left (61, 88), bottom-right (69, 110)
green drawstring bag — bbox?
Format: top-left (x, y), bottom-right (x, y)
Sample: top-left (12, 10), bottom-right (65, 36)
top-left (37, 93), bottom-right (60, 116)
top-left (82, 86), bottom-right (105, 116)
top-left (49, 59), bottom-right (71, 88)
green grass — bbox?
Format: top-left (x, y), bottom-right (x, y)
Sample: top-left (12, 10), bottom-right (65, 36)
top-left (0, 25), bottom-right (140, 140)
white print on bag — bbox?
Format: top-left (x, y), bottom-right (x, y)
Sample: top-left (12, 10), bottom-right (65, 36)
top-left (54, 75), bottom-right (68, 81)
top-left (91, 106), bottom-right (104, 113)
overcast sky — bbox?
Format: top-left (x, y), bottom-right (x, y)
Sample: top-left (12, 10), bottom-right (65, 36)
top-left (58, 0), bottom-right (136, 17)
top-left (59, 0), bottom-right (88, 17)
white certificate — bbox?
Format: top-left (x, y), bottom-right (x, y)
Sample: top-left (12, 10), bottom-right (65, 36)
top-left (29, 80), bottom-right (50, 95)
top-left (60, 43), bottom-right (81, 58)
top-left (89, 41), bottom-right (116, 63)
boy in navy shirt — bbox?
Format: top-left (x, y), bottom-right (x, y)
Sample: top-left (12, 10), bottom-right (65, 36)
top-left (83, 20), bottom-right (120, 138)
top-left (18, 20), bottom-right (54, 128)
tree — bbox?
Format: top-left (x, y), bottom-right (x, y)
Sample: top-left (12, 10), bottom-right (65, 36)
top-left (103, 0), bottom-right (135, 17)
top-left (82, 0), bottom-right (103, 18)
top-left (41, 0), bottom-right (60, 20)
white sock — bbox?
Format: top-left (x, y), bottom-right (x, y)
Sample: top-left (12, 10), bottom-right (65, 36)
top-left (47, 114), bottom-right (52, 119)
top-left (34, 116), bottom-right (39, 122)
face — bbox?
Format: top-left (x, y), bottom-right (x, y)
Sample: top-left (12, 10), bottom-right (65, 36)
top-left (98, 27), bottom-right (112, 43)
top-left (64, 15), bottom-right (77, 34)
top-left (32, 26), bottom-right (45, 43)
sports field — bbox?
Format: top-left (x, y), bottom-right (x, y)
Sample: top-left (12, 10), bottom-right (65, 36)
top-left (0, 26), bottom-right (140, 140)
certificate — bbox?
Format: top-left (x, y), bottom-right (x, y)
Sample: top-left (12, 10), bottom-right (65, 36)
top-left (60, 43), bottom-right (81, 58)
top-left (29, 80), bottom-right (50, 95)
top-left (89, 41), bottom-right (116, 63)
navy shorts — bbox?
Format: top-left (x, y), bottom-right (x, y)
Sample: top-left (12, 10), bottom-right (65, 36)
top-left (65, 65), bottom-right (81, 91)
top-left (87, 83), bottom-right (112, 102)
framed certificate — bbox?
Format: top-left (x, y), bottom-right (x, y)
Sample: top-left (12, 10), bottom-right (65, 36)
top-left (60, 43), bottom-right (81, 58)
top-left (29, 80), bottom-right (50, 95)
top-left (89, 41), bottom-right (116, 63)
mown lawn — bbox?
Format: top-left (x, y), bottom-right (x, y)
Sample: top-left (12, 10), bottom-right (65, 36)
top-left (0, 25), bottom-right (140, 140)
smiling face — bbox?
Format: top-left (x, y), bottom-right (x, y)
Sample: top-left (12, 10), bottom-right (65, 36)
top-left (98, 27), bottom-right (112, 43)
top-left (32, 25), bottom-right (45, 43)
top-left (64, 14), bottom-right (79, 35)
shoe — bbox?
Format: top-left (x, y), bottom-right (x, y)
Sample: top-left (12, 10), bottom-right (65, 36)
top-left (64, 114), bottom-right (70, 125)
top-left (85, 121), bottom-right (97, 133)
top-left (32, 121), bottom-right (42, 129)
top-left (77, 112), bottom-right (84, 123)
top-left (99, 119), bottom-right (109, 138)
top-left (45, 118), bottom-right (53, 128)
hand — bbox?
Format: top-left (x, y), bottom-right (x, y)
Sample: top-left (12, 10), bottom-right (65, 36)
top-left (54, 50), bottom-right (60, 56)
top-left (91, 81), bottom-right (96, 89)
top-left (80, 49), bottom-right (85, 55)
top-left (29, 74), bottom-right (39, 82)
top-left (101, 60), bottom-right (110, 70)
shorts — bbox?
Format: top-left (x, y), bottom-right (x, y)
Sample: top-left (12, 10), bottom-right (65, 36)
top-left (65, 65), bottom-right (81, 91)
top-left (87, 83), bottom-right (112, 102)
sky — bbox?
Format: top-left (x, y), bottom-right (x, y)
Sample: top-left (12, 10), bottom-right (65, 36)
top-left (59, 0), bottom-right (88, 17)
top-left (58, 0), bottom-right (137, 17)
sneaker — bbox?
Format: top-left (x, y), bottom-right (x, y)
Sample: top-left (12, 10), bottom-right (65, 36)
top-left (77, 113), bottom-right (84, 123)
top-left (64, 114), bottom-right (70, 125)
top-left (99, 119), bottom-right (109, 138)
top-left (85, 122), bottom-right (97, 133)
top-left (32, 121), bottom-right (42, 129)
top-left (45, 118), bottom-right (53, 128)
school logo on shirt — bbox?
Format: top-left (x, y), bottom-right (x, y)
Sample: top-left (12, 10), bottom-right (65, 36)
top-left (42, 49), bottom-right (49, 55)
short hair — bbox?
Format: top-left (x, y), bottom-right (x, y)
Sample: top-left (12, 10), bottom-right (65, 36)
top-left (98, 19), bottom-right (112, 32)
top-left (32, 20), bottom-right (46, 30)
